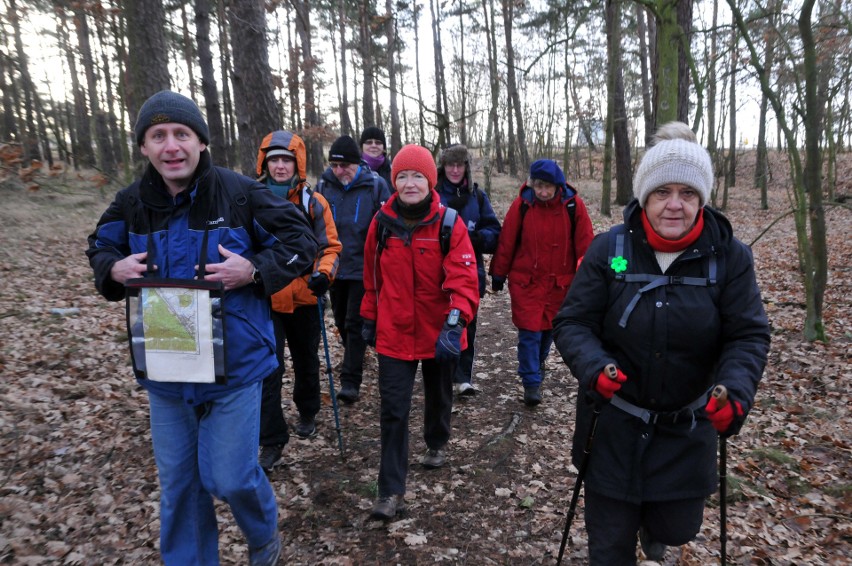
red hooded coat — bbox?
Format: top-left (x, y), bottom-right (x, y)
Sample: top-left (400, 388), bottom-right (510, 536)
top-left (490, 183), bottom-right (594, 331)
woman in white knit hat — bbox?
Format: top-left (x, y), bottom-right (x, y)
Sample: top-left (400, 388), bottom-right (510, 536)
top-left (552, 122), bottom-right (770, 564)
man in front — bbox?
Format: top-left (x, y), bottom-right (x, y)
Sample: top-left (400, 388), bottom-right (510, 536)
top-left (86, 90), bottom-right (317, 565)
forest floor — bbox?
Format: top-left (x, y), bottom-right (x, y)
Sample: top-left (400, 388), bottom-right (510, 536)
top-left (0, 151), bottom-right (850, 565)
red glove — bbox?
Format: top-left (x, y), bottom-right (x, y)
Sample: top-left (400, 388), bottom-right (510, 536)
top-left (705, 396), bottom-right (744, 434)
top-left (594, 367), bottom-right (627, 399)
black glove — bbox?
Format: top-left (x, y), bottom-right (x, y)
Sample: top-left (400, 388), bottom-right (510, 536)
top-left (435, 320), bottom-right (463, 364)
top-left (361, 320), bottom-right (376, 347)
top-left (307, 272), bottom-right (330, 296)
top-left (491, 275), bottom-right (506, 292)
top-left (468, 231), bottom-right (483, 252)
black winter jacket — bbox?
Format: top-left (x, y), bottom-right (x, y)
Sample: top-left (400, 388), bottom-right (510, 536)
top-left (552, 200), bottom-right (769, 503)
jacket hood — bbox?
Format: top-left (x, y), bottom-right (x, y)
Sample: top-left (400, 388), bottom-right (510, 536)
top-left (256, 130), bottom-right (307, 181)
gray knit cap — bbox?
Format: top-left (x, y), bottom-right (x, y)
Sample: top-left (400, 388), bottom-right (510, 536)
top-left (135, 90), bottom-right (210, 145)
top-left (633, 138), bottom-right (713, 207)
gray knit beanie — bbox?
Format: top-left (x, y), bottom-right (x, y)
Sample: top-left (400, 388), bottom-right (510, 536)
top-left (135, 90), bottom-right (210, 145)
top-left (633, 138), bottom-right (713, 207)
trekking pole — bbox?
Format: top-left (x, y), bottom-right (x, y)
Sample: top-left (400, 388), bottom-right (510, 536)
top-left (712, 384), bottom-right (729, 566)
top-left (318, 296), bottom-right (345, 459)
top-left (556, 363), bottom-right (618, 565)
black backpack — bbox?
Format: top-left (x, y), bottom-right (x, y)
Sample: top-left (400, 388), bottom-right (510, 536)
top-left (377, 207), bottom-right (459, 256)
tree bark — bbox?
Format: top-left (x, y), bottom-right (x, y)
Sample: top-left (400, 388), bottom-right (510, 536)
top-left (637, 4), bottom-right (653, 147)
top-left (123, 0), bottom-right (170, 136)
top-left (195, 0), bottom-right (227, 167)
top-left (95, 9), bottom-right (124, 172)
top-left (359, 4), bottom-right (376, 128)
top-left (385, 0), bottom-right (402, 155)
top-left (337, 0), bottom-right (353, 136)
top-left (413, 3), bottom-right (425, 145)
top-left (8, 0), bottom-right (40, 166)
top-left (676, 0), bottom-right (693, 123)
top-left (501, 0), bottom-right (529, 172)
top-left (0, 49), bottom-right (17, 141)
top-left (218, 0), bottom-right (237, 167)
top-left (430, 0), bottom-right (450, 149)
top-left (74, 6), bottom-right (116, 173)
top-left (291, 0), bottom-right (324, 177)
top-left (228, 0), bottom-right (281, 175)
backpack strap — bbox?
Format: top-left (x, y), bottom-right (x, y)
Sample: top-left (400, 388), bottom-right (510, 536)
top-left (609, 224), bottom-right (718, 328)
top-left (440, 207), bottom-right (458, 256)
top-left (377, 207), bottom-right (458, 257)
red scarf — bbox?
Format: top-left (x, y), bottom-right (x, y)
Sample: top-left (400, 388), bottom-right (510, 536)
top-left (641, 208), bottom-right (705, 252)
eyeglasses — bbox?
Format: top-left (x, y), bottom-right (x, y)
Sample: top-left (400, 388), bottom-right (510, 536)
top-left (329, 162), bottom-right (353, 170)
top-left (363, 139), bottom-right (383, 146)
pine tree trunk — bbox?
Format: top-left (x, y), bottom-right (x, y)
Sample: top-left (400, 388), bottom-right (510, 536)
top-left (337, 0), bottom-right (353, 136)
top-left (457, 2), bottom-right (467, 147)
top-left (676, 0), bottom-right (693, 123)
top-left (228, 0), bottom-right (280, 175)
top-left (218, 0), bottom-right (238, 167)
top-left (725, 13), bottom-right (737, 207)
top-left (75, 7), bottom-right (116, 173)
top-left (0, 47), bottom-right (16, 141)
top-left (359, 4), bottom-right (375, 128)
top-left (707, 0), bottom-right (718, 155)
top-left (385, 0), bottom-right (401, 155)
top-left (501, 0), bottom-right (529, 172)
top-left (123, 0), bottom-right (170, 131)
top-left (637, 4), bottom-right (653, 147)
top-left (430, 0), bottom-right (450, 149)
top-left (292, 0), bottom-right (324, 177)
top-left (413, 3), bottom-right (425, 145)
top-left (96, 13), bottom-right (124, 172)
top-left (8, 0), bottom-right (41, 166)
top-left (195, 0), bottom-right (227, 167)
top-left (181, 5), bottom-right (197, 99)
top-left (482, 0), bottom-right (503, 172)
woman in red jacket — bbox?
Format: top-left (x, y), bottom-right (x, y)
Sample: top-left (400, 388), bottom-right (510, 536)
top-left (490, 160), bottom-right (594, 406)
top-left (360, 144), bottom-right (479, 520)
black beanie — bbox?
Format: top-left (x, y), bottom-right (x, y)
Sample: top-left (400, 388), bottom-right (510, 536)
top-left (328, 135), bottom-right (361, 164)
top-left (135, 90), bottom-right (210, 145)
top-left (359, 126), bottom-right (387, 147)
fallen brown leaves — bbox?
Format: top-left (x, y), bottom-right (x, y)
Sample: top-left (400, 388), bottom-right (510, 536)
top-left (0, 154), bottom-right (849, 564)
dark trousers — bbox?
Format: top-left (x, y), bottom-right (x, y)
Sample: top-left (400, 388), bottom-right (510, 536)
top-left (377, 355), bottom-right (454, 497)
top-left (329, 279), bottom-right (367, 389)
top-left (584, 489), bottom-right (706, 565)
top-left (259, 305), bottom-right (321, 447)
top-left (453, 316), bottom-right (478, 385)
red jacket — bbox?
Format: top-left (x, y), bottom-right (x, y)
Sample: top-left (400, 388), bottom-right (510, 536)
top-left (490, 183), bottom-right (593, 331)
top-left (361, 191), bottom-right (480, 360)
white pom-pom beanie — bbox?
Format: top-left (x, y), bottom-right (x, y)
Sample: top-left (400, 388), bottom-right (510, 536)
top-left (633, 139), bottom-right (713, 207)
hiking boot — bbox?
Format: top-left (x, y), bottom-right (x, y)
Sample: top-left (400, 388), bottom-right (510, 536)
top-left (420, 448), bottom-right (446, 469)
top-left (454, 382), bottom-right (478, 396)
top-left (294, 416), bottom-right (317, 439)
top-left (639, 525), bottom-right (667, 561)
top-left (249, 533), bottom-right (281, 566)
top-left (370, 494), bottom-right (406, 520)
top-left (336, 384), bottom-right (360, 404)
top-left (539, 361), bottom-right (548, 381)
top-left (523, 386), bottom-right (542, 406)
top-left (258, 444), bottom-right (284, 472)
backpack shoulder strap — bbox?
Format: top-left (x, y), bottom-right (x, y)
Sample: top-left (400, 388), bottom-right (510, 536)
top-left (440, 207), bottom-right (458, 256)
top-left (300, 186), bottom-right (313, 219)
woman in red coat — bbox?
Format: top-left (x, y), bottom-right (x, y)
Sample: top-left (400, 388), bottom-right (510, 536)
top-left (490, 160), bottom-right (594, 406)
top-left (360, 144), bottom-right (479, 520)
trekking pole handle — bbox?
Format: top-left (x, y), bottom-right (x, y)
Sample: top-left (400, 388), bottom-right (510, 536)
top-left (603, 363), bottom-right (618, 380)
top-left (712, 384), bottom-right (728, 408)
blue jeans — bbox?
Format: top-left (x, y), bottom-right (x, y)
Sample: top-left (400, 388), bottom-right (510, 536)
top-left (148, 383), bottom-right (278, 565)
top-left (517, 329), bottom-right (553, 387)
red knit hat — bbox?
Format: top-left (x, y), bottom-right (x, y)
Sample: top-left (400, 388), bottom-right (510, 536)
top-left (391, 144), bottom-right (438, 190)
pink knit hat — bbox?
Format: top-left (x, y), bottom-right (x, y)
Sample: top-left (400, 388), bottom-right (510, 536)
top-left (391, 144), bottom-right (438, 190)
